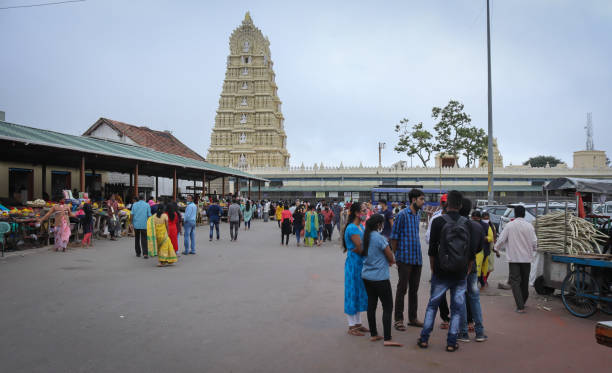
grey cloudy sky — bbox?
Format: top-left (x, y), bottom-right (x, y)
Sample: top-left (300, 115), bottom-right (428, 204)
top-left (1, 0), bottom-right (611, 168)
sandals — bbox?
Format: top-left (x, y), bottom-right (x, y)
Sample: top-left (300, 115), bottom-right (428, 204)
top-left (446, 344), bottom-right (459, 352)
top-left (417, 338), bottom-right (428, 348)
top-left (394, 321), bottom-right (407, 332)
top-left (347, 327), bottom-right (365, 336)
top-left (354, 324), bottom-right (369, 333)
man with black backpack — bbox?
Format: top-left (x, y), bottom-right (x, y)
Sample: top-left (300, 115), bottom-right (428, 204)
top-left (417, 191), bottom-right (475, 352)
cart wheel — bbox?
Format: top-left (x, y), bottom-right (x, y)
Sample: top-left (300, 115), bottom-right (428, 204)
top-left (561, 269), bottom-right (599, 318)
top-left (534, 275), bottom-right (555, 295)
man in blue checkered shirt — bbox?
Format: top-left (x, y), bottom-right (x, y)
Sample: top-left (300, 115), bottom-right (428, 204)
top-left (390, 188), bottom-right (426, 330)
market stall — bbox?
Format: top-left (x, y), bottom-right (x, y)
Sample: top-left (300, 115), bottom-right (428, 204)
top-left (531, 177), bottom-right (612, 318)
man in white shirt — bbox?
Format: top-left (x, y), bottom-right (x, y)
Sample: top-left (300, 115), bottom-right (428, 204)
top-left (494, 205), bottom-right (537, 313)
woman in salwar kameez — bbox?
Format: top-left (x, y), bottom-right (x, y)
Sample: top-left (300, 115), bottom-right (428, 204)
top-left (304, 205), bottom-right (320, 247)
top-left (147, 205), bottom-right (177, 267)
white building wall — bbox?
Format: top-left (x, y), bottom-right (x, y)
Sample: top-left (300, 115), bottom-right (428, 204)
top-left (89, 124), bottom-right (137, 145)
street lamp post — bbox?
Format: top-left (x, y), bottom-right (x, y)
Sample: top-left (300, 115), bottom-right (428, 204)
top-left (486, 0), bottom-right (495, 204)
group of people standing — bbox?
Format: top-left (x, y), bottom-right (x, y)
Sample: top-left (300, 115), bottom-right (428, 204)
top-left (342, 189), bottom-right (538, 351)
top-left (130, 194), bottom-right (198, 267)
top-left (272, 200), bottom-right (344, 247)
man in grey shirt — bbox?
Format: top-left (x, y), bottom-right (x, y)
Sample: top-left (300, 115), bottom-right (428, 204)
top-left (228, 199), bottom-right (243, 241)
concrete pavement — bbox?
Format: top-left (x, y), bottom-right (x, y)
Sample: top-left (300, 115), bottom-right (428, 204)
top-left (0, 220), bottom-right (610, 373)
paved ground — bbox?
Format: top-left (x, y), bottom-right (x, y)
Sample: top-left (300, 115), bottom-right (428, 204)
top-left (1, 220), bottom-right (610, 373)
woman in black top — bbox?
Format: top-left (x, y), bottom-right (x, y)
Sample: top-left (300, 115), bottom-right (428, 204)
top-left (292, 206), bottom-right (305, 247)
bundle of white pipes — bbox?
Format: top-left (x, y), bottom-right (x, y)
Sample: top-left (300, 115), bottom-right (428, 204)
top-left (534, 211), bottom-right (609, 255)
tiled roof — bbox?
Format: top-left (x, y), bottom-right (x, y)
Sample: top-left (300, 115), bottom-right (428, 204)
top-left (83, 118), bottom-right (206, 162)
top-left (0, 120), bottom-right (267, 182)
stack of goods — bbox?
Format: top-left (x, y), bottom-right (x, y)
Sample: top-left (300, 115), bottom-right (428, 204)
top-left (26, 199), bottom-right (47, 208)
top-left (535, 211), bottom-right (609, 255)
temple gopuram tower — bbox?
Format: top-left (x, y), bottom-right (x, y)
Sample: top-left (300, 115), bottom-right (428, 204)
top-left (207, 12), bottom-right (290, 169)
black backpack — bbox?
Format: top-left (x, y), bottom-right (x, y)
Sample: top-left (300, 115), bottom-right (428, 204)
top-left (438, 215), bottom-right (470, 274)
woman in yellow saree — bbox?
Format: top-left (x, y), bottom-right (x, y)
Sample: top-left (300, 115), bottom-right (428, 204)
top-left (147, 205), bottom-right (177, 267)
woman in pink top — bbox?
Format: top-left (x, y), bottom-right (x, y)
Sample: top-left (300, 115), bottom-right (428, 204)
top-left (280, 205), bottom-right (293, 246)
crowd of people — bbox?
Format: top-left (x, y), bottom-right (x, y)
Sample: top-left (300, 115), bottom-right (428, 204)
top-left (338, 189), bottom-right (537, 351)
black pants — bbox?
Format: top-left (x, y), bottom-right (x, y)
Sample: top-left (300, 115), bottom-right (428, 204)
top-left (324, 224), bottom-right (333, 241)
top-left (230, 221), bottom-right (239, 240)
top-left (134, 229), bottom-right (147, 256)
top-left (509, 263), bottom-right (531, 310)
top-left (282, 233), bottom-right (290, 245)
top-left (394, 262), bottom-right (422, 322)
top-left (439, 294), bottom-right (450, 322)
top-left (363, 279), bottom-right (393, 341)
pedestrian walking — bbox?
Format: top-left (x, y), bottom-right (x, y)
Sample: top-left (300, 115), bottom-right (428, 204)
top-left (275, 203), bottom-right (283, 228)
top-left (228, 199), bottom-right (242, 241)
top-left (321, 205), bottom-right (334, 241)
top-left (481, 211), bottom-right (499, 286)
top-left (494, 205), bottom-right (537, 313)
top-left (331, 200), bottom-right (342, 238)
top-left (131, 194), bottom-right (151, 258)
top-left (293, 205), bottom-right (305, 246)
top-left (391, 188), bottom-right (426, 331)
top-left (107, 194), bottom-right (120, 240)
top-left (207, 198), bottom-right (222, 242)
top-left (183, 195), bottom-right (197, 254)
top-left (343, 202), bottom-right (369, 336)
top-left (360, 214), bottom-right (402, 347)
top-left (418, 191), bottom-right (473, 352)
top-left (378, 199), bottom-right (394, 240)
top-left (244, 200), bottom-right (253, 230)
top-left (80, 203), bottom-right (95, 248)
top-left (304, 205), bottom-right (320, 247)
top-left (457, 198), bottom-right (488, 343)
top-left (37, 200), bottom-right (75, 252)
top-left (281, 204), bottom-right (293, 245)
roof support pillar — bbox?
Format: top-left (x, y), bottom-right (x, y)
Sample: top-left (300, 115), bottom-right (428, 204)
top-left (173, 168), bottom-right (177, 201)
top-left (248, 179), bottom-right (251, 200)
top-left (202, 172), bottom-right (206, 200)
top-left (155, 176), bottom-right (159, 200)
top-left (258, 180), bottom-right (261, 201)
top-left (42, 164), bottom-right (47, 199)
top-left (80, 155), bottom-right (85, 195)
top-left (222, 177), bottom-right (225, 200)
top-left (134, 162), bottom-right (139, 198)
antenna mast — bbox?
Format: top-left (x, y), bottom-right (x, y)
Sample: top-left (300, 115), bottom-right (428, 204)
top-left (585, 112), bottom-right (594, 150)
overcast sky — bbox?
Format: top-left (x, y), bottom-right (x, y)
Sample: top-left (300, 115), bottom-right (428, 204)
top-left (1, 0), bottom-right (611, 168)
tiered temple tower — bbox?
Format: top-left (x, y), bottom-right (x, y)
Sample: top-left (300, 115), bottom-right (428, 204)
top-left (207, 12), bottom-right (290, 169)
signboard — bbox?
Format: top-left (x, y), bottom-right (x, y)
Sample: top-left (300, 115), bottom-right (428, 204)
top-left (344, 192), bottom-right (352, 202)
top-left (328, 192), bottom-right (338, 198)
top-left (352, 192), bottom-right (360, 201)
top-left (315, 191), bottom-right (326, 198)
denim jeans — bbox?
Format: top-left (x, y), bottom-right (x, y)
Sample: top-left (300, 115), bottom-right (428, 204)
top-left (183, 221), bottom-right (196, 253)
top-left (460, 272), bottom-right (485, 337)
top-left (209, 220), bottom-right (220, 239)
top-left (420, 274), bottom-right (467, 347)
top-left (294, 227), bottom-right (303, 243)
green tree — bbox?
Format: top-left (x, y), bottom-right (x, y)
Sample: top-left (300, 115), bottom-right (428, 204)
top-left (432, 100), bottom-right (472, 159)
top-left (523, 155), bottom-right (562, 168)
top-left (394, 119), bottom-right (434, 167)
top-left (459, 126), bottom-right (487, 167)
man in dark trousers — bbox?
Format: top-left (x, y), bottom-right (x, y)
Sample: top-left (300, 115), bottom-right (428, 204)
top-left (391, 189), bottom-right (426, 331)
top-left (418, 191), bottom-right (474, 352)
top-left (207, 199), bottom-right (222, 241)
top-left (494, 205), bottom-right (537, 313)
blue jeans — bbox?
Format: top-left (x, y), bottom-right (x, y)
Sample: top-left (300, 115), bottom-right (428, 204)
top-left (460, 272), bottom-right (485, 337)
top-left (209, 220), bottom-right (220, 240)
top-left (294, 227), bottom-right (302, 243)
top-left (183, 221), bottom-right (196, 253)
top-left (420, 274), bottom-right (467, 347)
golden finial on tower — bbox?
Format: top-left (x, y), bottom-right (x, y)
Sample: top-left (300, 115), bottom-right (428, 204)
top-left (243, 11), bottom-right (253, 24)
